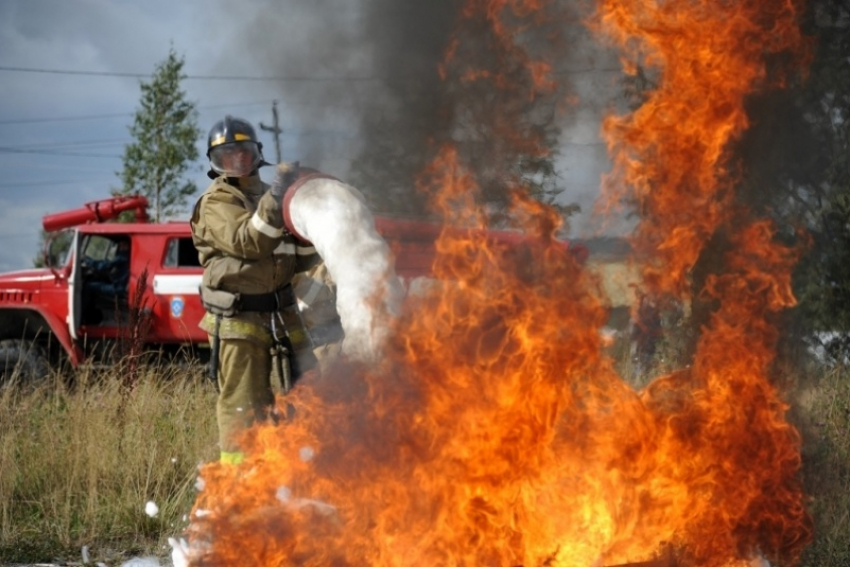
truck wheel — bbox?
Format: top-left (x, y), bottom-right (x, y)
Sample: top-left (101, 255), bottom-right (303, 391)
top-left (0, 339), bottom-right (50, 386)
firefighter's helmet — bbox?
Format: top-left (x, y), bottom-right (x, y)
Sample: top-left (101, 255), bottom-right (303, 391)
top-left (206, 116), bottom-right (268, 178)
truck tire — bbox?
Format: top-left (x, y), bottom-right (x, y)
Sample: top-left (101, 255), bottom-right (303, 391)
top-left (0, 339), bottom-right (50, 385)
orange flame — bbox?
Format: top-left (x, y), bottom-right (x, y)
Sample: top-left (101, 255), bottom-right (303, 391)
top-left (596, 0), bottom-right (808, 298)
top-left (184, 0), bottom-right (812, 565)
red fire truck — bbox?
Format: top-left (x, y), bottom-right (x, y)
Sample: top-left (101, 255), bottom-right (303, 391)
top-left (0, 195), bottom-right (585, 380)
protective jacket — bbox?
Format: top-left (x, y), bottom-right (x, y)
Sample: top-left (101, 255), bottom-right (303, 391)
top-left (190, 174), bottom-right (319, 345)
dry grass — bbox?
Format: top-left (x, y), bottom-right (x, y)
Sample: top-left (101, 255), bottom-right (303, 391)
top-left (0, 362), bottom-right (218, 564)
top-left (795, 365), bottom-right (850, 567)
top-left (0, 352), bottom-right (848, 565)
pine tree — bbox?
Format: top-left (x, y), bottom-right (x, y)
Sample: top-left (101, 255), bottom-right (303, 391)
top-left (116, 48), bottom-right (202, 222)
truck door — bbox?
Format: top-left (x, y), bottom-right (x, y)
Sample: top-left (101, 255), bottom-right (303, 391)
top-left (68, 231), bottom-right (83, 339)
top-left (70, 234), bottom-right (129, 335)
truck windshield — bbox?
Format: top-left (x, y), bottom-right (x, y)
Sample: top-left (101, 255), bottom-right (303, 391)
top-left (82, 235), bottom-right (121, 262)
top-left (44, 230), bottom-right (73, 268)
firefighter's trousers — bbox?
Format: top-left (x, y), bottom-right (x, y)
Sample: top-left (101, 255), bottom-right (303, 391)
top-left (213, 336), bottom-right (275, 454)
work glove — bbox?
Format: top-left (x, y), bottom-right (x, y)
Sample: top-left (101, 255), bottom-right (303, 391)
top-left (257, 162), bottom-right (300, 231)
top-left (269, 161), bottom-right (300, 201)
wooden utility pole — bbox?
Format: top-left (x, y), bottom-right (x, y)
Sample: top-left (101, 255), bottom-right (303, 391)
top-left (260, 100), bottom-right (283, 164)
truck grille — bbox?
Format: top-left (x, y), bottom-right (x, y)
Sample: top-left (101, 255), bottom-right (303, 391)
top-left (0, 291), bottom-right (34, 304)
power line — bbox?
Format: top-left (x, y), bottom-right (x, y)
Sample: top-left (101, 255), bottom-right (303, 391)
top-left (0, 110), bottom-right (133, 126)
top-left (0, 234), bottom-right (41, 241)
top-left (0, 178), bottom-right (114, 189)
top-left (12, 138), bottom-right (130, 150)
top-left (0, 128), bottom-right (356, 156)
top-left (0, 63), bottom-right (623, 88)
top-left (0, 100), bottom-right (275, 126)
top-left (19, 162), bottom-right (122, 173)
top-left (0, 65), bottom-right (383, 82)
top-left (0, 63), bottom-right (620, 81)
top-left (0, 146), bottom-right (121, 158)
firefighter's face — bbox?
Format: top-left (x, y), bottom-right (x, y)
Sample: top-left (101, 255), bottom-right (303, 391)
top-left (209, 140), bottom-right (261, 177)
top-left (220, 146), bottom-right (253, 173)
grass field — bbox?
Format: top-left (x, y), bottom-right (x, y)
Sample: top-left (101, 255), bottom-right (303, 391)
top-left (0, 355), bottom-right (847, 566)
top-left (0, 362), bottom-right (218, 564)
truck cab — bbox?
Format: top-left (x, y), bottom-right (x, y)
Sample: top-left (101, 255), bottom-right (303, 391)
top-left (68, 222), bottom-right (206, 350)
top-left (0, 196), bottom-right (206, 380)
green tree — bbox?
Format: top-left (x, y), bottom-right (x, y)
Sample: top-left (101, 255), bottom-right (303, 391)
top-left (730, 0), bottom-right (850, 361)
top-left (115, 48), bottom-right (202, 222)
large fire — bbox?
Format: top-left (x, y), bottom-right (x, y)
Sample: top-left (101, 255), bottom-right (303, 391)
top-left (183, 0), bottom-right (812, 565)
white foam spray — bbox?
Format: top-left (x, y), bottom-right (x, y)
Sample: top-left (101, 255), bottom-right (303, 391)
top-left (287, 178), bottom-right (404, 361)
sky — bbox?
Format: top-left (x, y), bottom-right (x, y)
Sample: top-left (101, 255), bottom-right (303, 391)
top-left (0, 0), bottom-right (623, 273)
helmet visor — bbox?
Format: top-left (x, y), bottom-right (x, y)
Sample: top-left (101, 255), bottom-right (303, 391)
top-left (209, 141), bottom-right (262, 177)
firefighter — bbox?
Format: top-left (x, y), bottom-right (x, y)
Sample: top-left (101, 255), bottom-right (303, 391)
top-left (190, 116), bottom-right (322, 465)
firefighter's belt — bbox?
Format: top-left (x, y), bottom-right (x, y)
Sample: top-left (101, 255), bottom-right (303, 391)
top-left (200, 284), bottom-right (295, 315)
top-left (239, 284), bottom-right (295, 313)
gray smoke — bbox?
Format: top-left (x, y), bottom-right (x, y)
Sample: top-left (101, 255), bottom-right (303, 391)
top-left (210, 0), bottom-right (625, 236)
top-left (208, 0), bottom-right (455, 189)
top-left (225, 0), bottom-right (371, 172)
